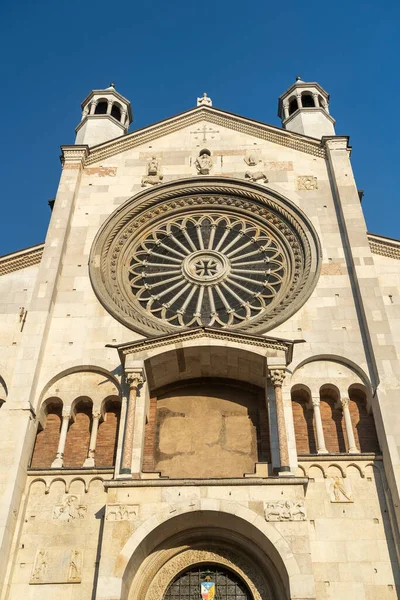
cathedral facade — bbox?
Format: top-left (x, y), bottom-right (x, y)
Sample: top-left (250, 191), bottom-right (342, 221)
top-left (1, 79), bottom-right (400, 600)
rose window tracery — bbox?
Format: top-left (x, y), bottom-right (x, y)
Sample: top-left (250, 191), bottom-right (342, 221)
top-left (89, 178), bottom-right (321, 336)
top-left (128, 215), bottom-right (285, 328)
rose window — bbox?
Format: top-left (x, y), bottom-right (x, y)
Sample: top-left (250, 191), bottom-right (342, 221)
top-left (89, 179), bottom-right (321, 336)
top-left (128, 215), bottom-right (285, 328)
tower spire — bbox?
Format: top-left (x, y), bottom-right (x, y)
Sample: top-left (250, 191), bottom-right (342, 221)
top-left (278, 78), bottom-right (335, 138)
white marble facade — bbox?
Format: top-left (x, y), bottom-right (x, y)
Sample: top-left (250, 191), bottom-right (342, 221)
top-left (0, 81), bottom-right (400, 600)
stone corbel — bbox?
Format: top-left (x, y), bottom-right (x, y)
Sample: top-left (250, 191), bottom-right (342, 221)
top-left (60, 145), bottom-right (89, 170)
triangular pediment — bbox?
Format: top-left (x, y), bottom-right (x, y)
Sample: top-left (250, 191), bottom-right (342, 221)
top-left (109, 327), bottom-right (297, 364)
top-left (85, 106), bottom-right (325, 166)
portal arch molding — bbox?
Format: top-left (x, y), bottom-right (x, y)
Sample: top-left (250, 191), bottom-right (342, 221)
top-left (111, 500), bottom-right (314, 600)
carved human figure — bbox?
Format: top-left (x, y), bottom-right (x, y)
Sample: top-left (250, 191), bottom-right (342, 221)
top-left (195, 150), bottom-right (213, 175)
top-left (142, 156), bottom-right (163, 186)
top-left (31, 550), bottom-right (47, 582)
top-left (68, 550), bottom-right (81, 581)
top-left (53, 495), bottom-right (87, 520)
top-left (331, 477), bottom-right (352, 502)
top-left (244, 151), bottom-right (260, 166)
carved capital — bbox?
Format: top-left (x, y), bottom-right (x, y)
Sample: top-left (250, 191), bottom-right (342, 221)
top-left (340, 397), bottom-right (350, 409)
top-left (62, 408), bottom-right (71, 419)
top-left (311, 397), bottom-right (320, 407)
top-left (126, 369), bottom-right (145, 390)
top-left (268, 368), bottom-right (286, 388)
top-left (92, 410), bottom-right (101, 420)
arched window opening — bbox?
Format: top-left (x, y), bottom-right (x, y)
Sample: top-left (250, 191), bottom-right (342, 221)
top-left (164, 564), bottom-right (252, 600)
top-left (291, 388), bottom-right (316, 454)
top-left (289, 97), bottom-right (298, 115)
top-left (31, 400), bottom-right (62, 468)
top-left (96, 398), bottom-right (121, 466)
top-left (63, 398), bottom-right (92, 468)
top-left (348, 388), bottom-right (380, 453)
top-left (94, 101), bottom-right (107, 115)
top-left (320, 386), bottom-right (346, 453)
top-left (111, 104), bottom-right (121, 121)
top-left (143, 378), bottom-right (269, 478)
top-left (301, 93), bottom-right (315, 108)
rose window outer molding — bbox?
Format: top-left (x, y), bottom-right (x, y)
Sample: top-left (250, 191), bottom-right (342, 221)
top-left (89, 177), bottom-right (321, 336)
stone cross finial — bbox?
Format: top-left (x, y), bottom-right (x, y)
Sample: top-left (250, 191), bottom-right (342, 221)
top-left (197, 93), bottom-right (212, 107)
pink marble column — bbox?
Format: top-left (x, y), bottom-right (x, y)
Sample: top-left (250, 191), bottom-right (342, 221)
top-left (83, 411), bottom-right (101, 467)
top-left (121, 370), bottom-right (145, 474)
top-left (51, 409), bottom-right (71, 468)
top-left (341, 397), bottom-right (359, 454)
top-left (269, 369), bottom-right (290, 472)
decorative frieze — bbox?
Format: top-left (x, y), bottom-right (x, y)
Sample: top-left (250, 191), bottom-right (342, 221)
top-left (85, 107), bottom-right (325, 166)
top-left (368, 233), bottom-right (400, 260)
top-left (264, 500), bottom-right (306, 521)
top-left (106, 503), bottom-right (138, 521)
top-left (0, 243), bottom-right (44, 276)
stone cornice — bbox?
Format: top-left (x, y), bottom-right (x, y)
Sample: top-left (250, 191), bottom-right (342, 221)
top-left (105, 476), bottom-right (308, 488)
top-left (108, 327), bottom-right (301, 365)
top-left (0, 243), bottom-right (44, 277)
top-left (368, 232), bottom-right (400, 260)
top-left (85, 106), bottom-right (325, 165)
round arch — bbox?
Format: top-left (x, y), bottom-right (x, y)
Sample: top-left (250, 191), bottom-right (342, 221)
top-left (287, 353), bottom-right (372, 392)
top-left (37, 364), bottom-right (122, 408)
top-left (103, 500), bottom-right (313, 600)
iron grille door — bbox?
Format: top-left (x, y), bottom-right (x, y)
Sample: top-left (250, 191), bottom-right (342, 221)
top-left (164, 564), bottom-right (251, 600)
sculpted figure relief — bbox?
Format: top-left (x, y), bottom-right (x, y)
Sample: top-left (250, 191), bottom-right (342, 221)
top-left (31, 550), bottom-right (48, 582)
top-left (297, 175), bottom-right (318, 190)
top-left (53, 494), bottom-right (87, 521)
top-left (264, 500), bottom-right (306, 521)
top-left (195, 149), bottom-right (213, 175)
top-left (328, 477), bottom-right (353, 503)
top-left (197, 92), bottom-right (212, 106)
top-left (245, 170), bottom-right (268, 183)
top-left (142, 156), bottom-right (164, 186)
top-left (68, 550), bottom-right (82, 582)
top-left (244, 152), bottom-right (268, 183)
top-left (106, 503), bottom-right (138, 521)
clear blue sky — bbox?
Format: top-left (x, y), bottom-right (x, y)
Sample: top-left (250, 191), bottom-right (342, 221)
top-left (1, 0), bottom-right (399, 255)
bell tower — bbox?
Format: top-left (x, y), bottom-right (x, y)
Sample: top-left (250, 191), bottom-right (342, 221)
top-left (278, 77), bottom-right (335, 139)
top-left (75, 83), bottom-right (133, 146)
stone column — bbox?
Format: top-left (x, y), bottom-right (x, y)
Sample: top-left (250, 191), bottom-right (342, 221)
top-left (107, 100), bottom-right (113, 115)
top-left (341, 397), bottom-right (359, 454)
top-left (89, 101), bottom-right (96, 115)
top-left (296, 91), bottom-right (302, 109)
top-left (283, 101), bottom-right (289, 119)
top-left (121, 369), bottom-right (145, 475)
top-left (51, 409), bottom-right (71, 468)
top-left (312, 92), bottom-right (319, 108)
top-left (83, 411), bottom-right (101, 467)
top-left (311, 396), bottom-right (328, 454)
top-left (269, 369), bottom-right (291, 472)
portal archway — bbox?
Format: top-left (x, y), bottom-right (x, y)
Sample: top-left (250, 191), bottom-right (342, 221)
top-left (116, 504), bottom-right (310, 600)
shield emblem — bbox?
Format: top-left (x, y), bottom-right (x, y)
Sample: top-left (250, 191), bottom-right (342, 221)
top-left (201, 581), bottom-right (215, 600)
